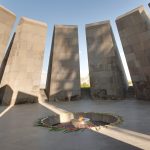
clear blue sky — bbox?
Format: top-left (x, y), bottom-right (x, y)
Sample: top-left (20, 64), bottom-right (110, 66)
top-left (0, 0), bottom-right (150, 84)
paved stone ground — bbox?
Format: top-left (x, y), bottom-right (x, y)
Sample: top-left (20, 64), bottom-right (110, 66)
top-left (0, 99), bottom-right (149, 150)
top-left (0, 106), bottom-right (7, 113)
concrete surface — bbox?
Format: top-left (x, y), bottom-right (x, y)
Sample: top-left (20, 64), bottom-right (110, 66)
top-left (91, 125), bottom-right (150, 149)
top-left (0, 100), bottom-right (146, 150)
top-left (0, 17), bottom-right (47, 105)
top-left (116, 6), bottom-right (150, 100)
top-left (0, 105), bottom-right (6, 113)
top-left (86, 21), bottom-right (126, 100)
top-left (0, 5), bottom-right (16, 64)
top-left (46, 25), bottom-right (81, 101)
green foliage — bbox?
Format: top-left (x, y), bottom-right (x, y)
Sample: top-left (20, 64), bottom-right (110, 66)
top-left (81, 82), bottom-right (90, 88)
top-left (49, 127), bottom-right (65, 132)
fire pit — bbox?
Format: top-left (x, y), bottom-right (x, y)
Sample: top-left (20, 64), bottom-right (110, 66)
top-left (71, 116), bottom-right (91, 128)
top-left (36, 112), bottom-right (123, 133)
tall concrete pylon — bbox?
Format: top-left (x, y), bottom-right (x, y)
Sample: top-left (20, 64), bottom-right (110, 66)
top-left (0, 17), bottom-right (47, 105)
top-left (86, 21), bottom-right (126, 99)
top-left (46, 25), bottom-right (81, 101)
top-left (116, 6), bottom-right (150, 100)
top-left (0, 5), bottom-right (16, 65)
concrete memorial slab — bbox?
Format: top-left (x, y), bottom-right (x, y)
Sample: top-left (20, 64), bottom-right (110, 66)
top-left (116, 6), bottom-right (150, 100)
top-left (86, 21), bottom-right (126, 100)
top-left (0, 5), bottom-right (16, 64)
top-left (46, 25), bottom-right (81, 101)
top-left (0, 17), bottom-right (47, 105)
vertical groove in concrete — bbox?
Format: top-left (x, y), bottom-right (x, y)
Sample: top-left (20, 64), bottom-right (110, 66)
top-left (0, 17), bottom-right (48, 105)
top-left (46, 25), bottom-right (81, 101)
top-left (45, 27), bottom-right (55, 99)
top-left (0, 6), bottom-right (16, 65)
top-left (116, 6), bottom-right (150, 100)
top-left (0, 33), bottom-right (16, 84)
top-left (0, 33), bottom-right (15, 105)
top-left (86, 21), bottom-right (126, 100)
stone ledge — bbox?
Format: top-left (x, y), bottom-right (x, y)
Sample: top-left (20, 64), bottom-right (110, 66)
top-left (116, 5), bottom-right (144, 20)
top-left (0, 5), bottom-right (16, 17)
top-left (20, 17), bottom-right (47, 28)
top-left (86, 20), bottom-right (110, 28)
top-left (54, 24), bottom-right (78, 29)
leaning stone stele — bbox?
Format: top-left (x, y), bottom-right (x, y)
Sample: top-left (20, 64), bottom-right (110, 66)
top-left (45, 25), bottom-right (81, 101)
top-left (86, 21), bottom-right (126, 100)
top-left (0, 5), bottom-right (16, 65)
top-left (0, 17), bottom-right (47, 105)
top-left (116, 6), bottom-right (150, 100)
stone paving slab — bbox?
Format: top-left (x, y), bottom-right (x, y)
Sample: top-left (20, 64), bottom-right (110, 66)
top-left (0, 106), bottom-right (7, 113)
top-left (0, 103), bottom-right (141, 150)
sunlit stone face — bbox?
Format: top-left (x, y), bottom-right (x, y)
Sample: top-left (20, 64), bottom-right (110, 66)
top-left (86, 21), bottom-right (126, 100)
top-left (46, 25), bottom-right (81, 101)
top-left (0, 6), bottom-right (16, 64)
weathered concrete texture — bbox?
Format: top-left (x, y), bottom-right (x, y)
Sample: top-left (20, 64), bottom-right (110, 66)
top-left (0, 17), bottom-right (47, 105)
top-left (0, 33), bottom-right (16, 84)
top-left (116, 6), bottom-right (150, 100)
top-left (0, 5), bottom-right (16, 65)
top-left (86, 21), bottom-right (126, 100)
top-left (46, 25), bottom-right (81, 101)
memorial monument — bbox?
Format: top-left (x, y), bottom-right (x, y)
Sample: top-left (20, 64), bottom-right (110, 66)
top-left (116, 6), bottom-right (150, 100)
top-left (46, 25), bottom-right (81, 101)
top-left (0, 17), bottom-right (47, 105)
top-left (0, 6), bottom-right (16, 65)
top-left (86, 21), bottom-right (126, 99)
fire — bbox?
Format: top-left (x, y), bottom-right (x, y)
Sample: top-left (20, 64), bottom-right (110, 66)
top-left (79, 116), bottom-right (84, 122)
